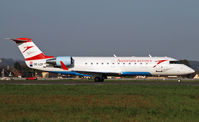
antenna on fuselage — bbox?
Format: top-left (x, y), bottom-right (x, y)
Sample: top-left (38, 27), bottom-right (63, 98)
top-left (149, 54), bottom-right (152, 57)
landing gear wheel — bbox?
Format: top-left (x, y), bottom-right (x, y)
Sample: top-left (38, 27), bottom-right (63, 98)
top-left (94, 77), bottom-right (104, 82)
top-left (100, 78), bottom-right (104, 82)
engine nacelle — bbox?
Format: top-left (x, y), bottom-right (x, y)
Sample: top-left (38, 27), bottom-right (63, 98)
top-left (56, 56), bottom-right (72, 66)
top-left (46, 56), bottom-right (73, 67)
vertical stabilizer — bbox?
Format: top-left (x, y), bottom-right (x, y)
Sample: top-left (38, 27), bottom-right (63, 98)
top-left (11, 38), bottom-right (54, 60)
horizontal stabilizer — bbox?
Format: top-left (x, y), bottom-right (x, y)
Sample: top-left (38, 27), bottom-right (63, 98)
top-left (10, 38), bottom-right (32, 44)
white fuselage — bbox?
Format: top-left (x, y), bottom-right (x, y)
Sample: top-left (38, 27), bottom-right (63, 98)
top-left (11, 38), bottom-right (195, 80)
top-left (26, 56), bottom-right (195, 76)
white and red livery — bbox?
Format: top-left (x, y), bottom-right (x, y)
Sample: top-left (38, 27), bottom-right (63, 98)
top-left (11, 38), bottom-right (195, 82)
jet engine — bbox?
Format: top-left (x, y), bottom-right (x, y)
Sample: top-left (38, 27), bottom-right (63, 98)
top-left (46, 56), bottom-right (73, 67)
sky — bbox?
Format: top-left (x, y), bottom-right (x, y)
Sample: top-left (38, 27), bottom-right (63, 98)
top-left (0, 0), bottom-right (199, 60)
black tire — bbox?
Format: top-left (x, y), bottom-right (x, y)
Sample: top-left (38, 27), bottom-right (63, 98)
top-left (94, 77), bottom-right (104, 82)
top-left (100, 77), bottom-right (104, 82)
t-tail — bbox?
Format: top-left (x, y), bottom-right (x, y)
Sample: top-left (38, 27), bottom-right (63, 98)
top-left (10, 38), bottom-right (54, 60)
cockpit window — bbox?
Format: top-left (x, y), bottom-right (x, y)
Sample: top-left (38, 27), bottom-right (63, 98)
top-left (169, 61), bottom-right (182, 64)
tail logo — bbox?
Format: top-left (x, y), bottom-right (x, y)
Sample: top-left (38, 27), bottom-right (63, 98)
top-left (23, 46), bottom-right (34, 53)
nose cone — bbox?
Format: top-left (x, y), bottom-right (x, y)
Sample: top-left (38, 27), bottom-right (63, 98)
top-left (187, 67), bottom-right (195, 74)
top-left (190, 68), bottom-right (195, 74)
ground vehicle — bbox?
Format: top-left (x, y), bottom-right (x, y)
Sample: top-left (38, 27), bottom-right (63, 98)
top-left (26, 76), bottom-right (37, 80)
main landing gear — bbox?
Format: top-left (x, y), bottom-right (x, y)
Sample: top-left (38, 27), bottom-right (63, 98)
top-left (94, 77), bottom-right (104, 82)
top-left (94, 74), bottom-right (106, 82)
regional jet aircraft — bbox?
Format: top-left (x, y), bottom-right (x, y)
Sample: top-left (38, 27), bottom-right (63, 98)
top-left (10, 38), bottom-right (195, 82)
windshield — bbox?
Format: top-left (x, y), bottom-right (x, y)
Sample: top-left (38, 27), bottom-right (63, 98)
top-left (169, 61), bottom-right (182, 64)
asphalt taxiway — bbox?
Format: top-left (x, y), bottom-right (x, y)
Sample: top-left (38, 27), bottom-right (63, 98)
top-left (0, 80), bottom-right (199, 86)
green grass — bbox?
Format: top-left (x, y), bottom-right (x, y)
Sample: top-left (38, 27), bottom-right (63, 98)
top-left (0, 84), bottom-right (199, 121)
top-left (11, 78), bottom-right (199, 83)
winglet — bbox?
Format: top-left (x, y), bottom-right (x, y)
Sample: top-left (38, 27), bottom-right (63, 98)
top-left (60, 61), bottom-right (69, 70)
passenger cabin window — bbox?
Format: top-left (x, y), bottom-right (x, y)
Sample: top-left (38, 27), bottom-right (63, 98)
top-left (170, 61), bottom-right (182, 64)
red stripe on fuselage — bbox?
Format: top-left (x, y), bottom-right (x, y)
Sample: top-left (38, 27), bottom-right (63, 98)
top-left (153, 60), bottom-right (167, 68)
top-left (25, 53), bottom-right (54, 61)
